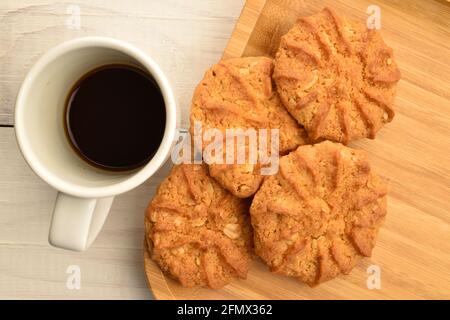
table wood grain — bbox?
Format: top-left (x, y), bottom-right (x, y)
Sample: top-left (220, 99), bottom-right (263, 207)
top-left (0, 0), bottom-right (244, 299)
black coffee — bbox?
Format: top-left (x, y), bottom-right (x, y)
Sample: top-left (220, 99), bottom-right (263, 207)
top-left (64, 64), bottom-right (165, 171)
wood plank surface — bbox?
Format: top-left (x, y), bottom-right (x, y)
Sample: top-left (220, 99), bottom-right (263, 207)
top-left (0, 0), bottom-right (243, 127)
top-left (145, 0), bottom-right (450, 299)
top-left (0, 0), bottom-right (244, 299)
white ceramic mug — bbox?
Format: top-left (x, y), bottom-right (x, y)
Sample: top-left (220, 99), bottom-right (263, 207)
top-left (15, 37), bottom-right (177, 251)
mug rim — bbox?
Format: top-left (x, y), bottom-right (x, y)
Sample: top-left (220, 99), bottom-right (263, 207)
top-left (15, 36), bottom-right (177, 198)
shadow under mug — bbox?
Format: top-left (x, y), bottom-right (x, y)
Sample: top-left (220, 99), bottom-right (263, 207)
top-left (15, 37), bottom-right (177, 251)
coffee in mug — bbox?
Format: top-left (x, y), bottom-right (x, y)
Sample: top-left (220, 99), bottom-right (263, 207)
top-left (64, 64), bottom-right (166, 171)
top-left (15, 37), bottom-right (177, 251)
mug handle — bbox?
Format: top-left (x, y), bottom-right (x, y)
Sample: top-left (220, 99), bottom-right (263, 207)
top-left (49, 193), bottom-right (114, 251)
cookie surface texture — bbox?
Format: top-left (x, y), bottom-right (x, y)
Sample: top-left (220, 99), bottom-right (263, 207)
top-left (250, 141), bottom-right (388, 286)
top-left (190, 56), bottom-right (307, 197)
top-left (274, 7), bottom-right (401, 143)
top-left (145, 164), bottom-right (253, 289)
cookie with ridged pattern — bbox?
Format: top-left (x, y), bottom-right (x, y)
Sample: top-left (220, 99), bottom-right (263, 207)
top-left (250, 141), bottom-right (388, 286)
top-left (274, 7), bottom-right (401, 144)
top-left (145, 164), bottom-right (253, 289)
top-left (190, 56), bottom-right (308, 198)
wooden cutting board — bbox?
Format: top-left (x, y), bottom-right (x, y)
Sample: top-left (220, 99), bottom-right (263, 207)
top-left (144, 0), bottom-right (450, 299)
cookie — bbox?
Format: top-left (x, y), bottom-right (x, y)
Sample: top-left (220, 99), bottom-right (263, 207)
top-left (274, 7), bottom-right (401, 144)
top-left (145, 164), bottom-right (253, 289)
top-left (190, 56), bottom-right (308, 197)
top-left (250, 141), bottom-right (388, 286)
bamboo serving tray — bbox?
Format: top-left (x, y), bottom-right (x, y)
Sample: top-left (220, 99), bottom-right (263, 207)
top-left (144, 0), bottom-right (450, 299)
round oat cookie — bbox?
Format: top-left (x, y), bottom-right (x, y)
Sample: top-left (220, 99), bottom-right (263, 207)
top-left (250, 141), bottom-right (388, 286)
top-left (274, 7), bottom-right (401, 144)
top-left (145, 164), bottom-right (253, 289)
top-left (190, 56), bottom-right (308, 198)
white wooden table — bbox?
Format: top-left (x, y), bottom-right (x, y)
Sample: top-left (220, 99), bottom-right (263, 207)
top-left (0, 0), bottom-right (244, 299)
